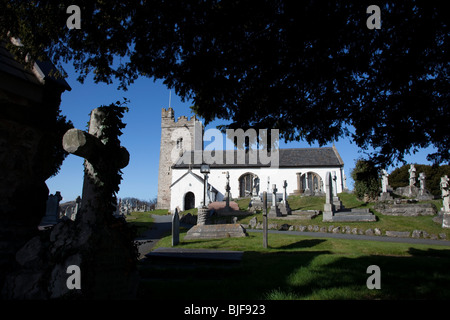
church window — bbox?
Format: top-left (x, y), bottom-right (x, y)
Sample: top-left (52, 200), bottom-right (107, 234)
top-left (176, 138), bottom-right (183, 150)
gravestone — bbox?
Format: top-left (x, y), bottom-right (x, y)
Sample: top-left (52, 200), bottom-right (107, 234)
top-left (172, 209), bottom-right (180, 246)
top-left (332, 171), bottom-right (343, 210)
top-left (417, 172), bottom-right (433, 200)
top-left (278, 180), bottom-right (291, 215)
top-left (441, 175), bottom-right (450, 228)
top-left (249, 176), bottom-right (263, 213)
top-left (268, 184), bottom-right (282, 217)
top-left (323, 171), bottom-right (375, 222)
top-left (379, 169), bottom-right (393, 201)
top-left (39, 192), bottom-right (63, 229)
top-left (409, 164), bottom-right (416, 186)
top-left (262, 191), bottom-right (268, 248)
top-left (322, 172), bottom-right (335, 222)
top-left (3, 106), bottom-right (139, 299)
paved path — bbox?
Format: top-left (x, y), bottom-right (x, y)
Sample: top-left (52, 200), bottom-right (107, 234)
top-left (134, 214), bottom-right (172, 259)
top-left (134, 215), bottom-right (450, 260)
top-left (248, 229), bottom-right (450, 247)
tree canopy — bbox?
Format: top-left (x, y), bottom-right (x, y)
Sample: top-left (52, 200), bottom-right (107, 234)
top-left (1, 0), bottom-right (448, 167)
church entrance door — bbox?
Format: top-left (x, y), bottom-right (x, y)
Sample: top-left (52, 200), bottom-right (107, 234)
top-left (184, 192), bottom-right (195, 210)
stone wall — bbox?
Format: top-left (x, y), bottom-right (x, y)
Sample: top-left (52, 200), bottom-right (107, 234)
top-left (373, 200), bottom-right (437, 216)
top-left (156, 108), bottom-right (203, 209)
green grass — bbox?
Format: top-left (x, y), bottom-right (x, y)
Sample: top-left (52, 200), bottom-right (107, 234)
top-left (137, 230), bottom-right (450, 300)
top-left (125, 212), bottom-right (154, 236)
top-left (136, 193), bottom-right (450, 300)
top-left (231, 193), bottom-right (450, 239)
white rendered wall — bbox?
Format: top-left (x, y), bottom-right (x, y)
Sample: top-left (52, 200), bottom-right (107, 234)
top-left (170, 166), bottom-right (344, 212)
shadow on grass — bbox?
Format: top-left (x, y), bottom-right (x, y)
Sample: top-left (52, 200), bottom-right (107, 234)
top-left (277, 239), bottom-right (327, 250)
top-left (137, 244), bottom-right (450, 300)
top-left (266, 247), bottom-right (450, 300)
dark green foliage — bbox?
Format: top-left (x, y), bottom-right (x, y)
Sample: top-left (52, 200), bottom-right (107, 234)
top-left (90, 98), bottom-right (129, 222)
top-left (39, 109), bottom-right (74, 179)
top-left (351, 159), bottom-right (380, 201)
top-left (389, 164), bottom-right (450, 197)
top-left (2, 1), bottom-right (449, 167)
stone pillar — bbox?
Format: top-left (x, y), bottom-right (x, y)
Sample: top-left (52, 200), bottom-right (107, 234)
top-left (197, 207), bottom-right (210, 225)
top-left (292, 172), bottom-right (302, 195)
top-left (323, 172), bottom-right (335, 222)
top-left (172, 208), bottom-right (180, 246)
top-left (441, 175), bottom-right (450, 228)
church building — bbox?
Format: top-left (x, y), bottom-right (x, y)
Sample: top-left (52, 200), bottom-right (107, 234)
top-left (156, 108), bottom-right (346, 212)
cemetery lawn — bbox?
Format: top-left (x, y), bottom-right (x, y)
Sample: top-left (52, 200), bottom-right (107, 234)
top-left (137, 230), bottom-right (450, 300)
top-left (236, 193), bottom-right (450, 239)
top-left (125, 212), bottom-right (154, 237)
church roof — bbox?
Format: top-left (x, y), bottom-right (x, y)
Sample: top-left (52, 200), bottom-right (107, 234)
top-left (170, 169), bottom-right (219, 191)
top-left (172, 146), bottom-right (344, 169)
top-left (0, 40), bottom-right (71, 91)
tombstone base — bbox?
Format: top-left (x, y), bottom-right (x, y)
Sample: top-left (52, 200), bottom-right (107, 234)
top-left (443, 213), bottom-right (450, 229)
top-left (278, 202), bottom-right (291, 215)
top-left (379, 192), bottom-right (393, 201)
top-left (197, 207), bottom-right (211, 225)
top-left (333, 197), bottom-right (343, 211)
top-left (268, 205), bottom-right (282, 217)
top-left (184, 224), bottom-right (248, 240)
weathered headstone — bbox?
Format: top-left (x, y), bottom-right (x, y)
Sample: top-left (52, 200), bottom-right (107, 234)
top-left (262, 191), bottom-right (268, 249)
top-left (379, 169), bottom-right (393, 201)
top-left (323, 172), bottom-right (335, 222)
top-left (416, 172), bottom-right (433, 200)
top-left (332, 171), bottom-right (343, 210)
top-left (278, 180), bottom-right (291, 215)
top-left (441, 175), bottom-right (450, 228)
top-left (409, 164), bottom-right (416, 187)
top-left (172, 208), bottom-right (180, 246)
top-left (268, 184), bottom-right (282, 217)
top-left (39, 191), bottom-right (63, 228)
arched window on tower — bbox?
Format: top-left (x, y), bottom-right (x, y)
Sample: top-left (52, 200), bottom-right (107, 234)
top-left (176, 138), bottom-right (183, 150)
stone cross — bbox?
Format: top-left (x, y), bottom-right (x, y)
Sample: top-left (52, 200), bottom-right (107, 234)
top-left (441, 175), bottom-right (450, 213)
top-left (62, 108), bottom-right (129, 224)
top-left (418, 172), bottom-right (426, 191)
top-left (343, 172), bottom-right (348, 190)
top-left (381, 169), bottom-right (389, 193)
top-left (282, 180), bottom-right (288, 204)
top-left (262, 191), bottom-right (268, 249)
top-left (272, 184), bottom-right (278, 207)
top-left (409, 164), bottom-right (416, 186)
top-left (332, 171), bottom-right (338, 197)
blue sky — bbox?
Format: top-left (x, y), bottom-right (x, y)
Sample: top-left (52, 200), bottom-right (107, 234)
top-left (46, 61), bottom-right (437, 203)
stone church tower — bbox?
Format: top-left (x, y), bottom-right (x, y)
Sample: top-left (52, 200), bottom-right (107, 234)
top-left (156, 108), bottom-right (203, 209)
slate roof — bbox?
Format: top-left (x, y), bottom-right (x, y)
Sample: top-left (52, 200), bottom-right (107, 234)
top-left (172, 146), bottom-right (344, 169)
